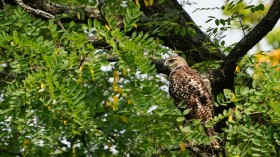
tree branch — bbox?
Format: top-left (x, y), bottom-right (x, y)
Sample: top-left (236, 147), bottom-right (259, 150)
top-left (138, 0), bottom-right (225, 64)
top-left (15, 0), bottom-right (55, 19)
top-left (220, 0), bottom-right (280, 89)
top-left (4, 0), bottom-right (224, 65)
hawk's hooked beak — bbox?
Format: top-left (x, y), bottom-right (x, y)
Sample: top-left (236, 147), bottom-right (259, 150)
top-left (164, 59), bottom-right (169, 66)
top-left (164, 58), bottom-right (172, 67)
top-left (164, 58), bottom-right (176, 70)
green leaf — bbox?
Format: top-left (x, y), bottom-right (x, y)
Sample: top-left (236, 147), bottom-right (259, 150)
top-left (223, 109), bottom-right (228, 116)
top-left (213, 28), bottom-right (218, 34)
top-left (106, 15), bottom-right (117, 30)
top-left (123, 6), bottom-right (142, 32)
top-left (176, 117), bottom-right (185, 122)
top-left (220, 19), bottom-right (225, 26)
top-left (244, 5), bottom-right (255, 9)
top-left (215, 19), bottom-right (220, 26)
top-left (71, 129), bottom-right (82, 135)
top-left (182, 126), bottom-right (191, 132)
top-left (228, 108), bottom-right (233, 115)
top-left (240, 86), bottom-right (250, 95)
top-left (187, 27), bottom-right (196, 36)
top-left (258, 4), bottom-right (265, 11)
top-left (87, 18), bottom-right (92, 28)
top-left (175, 25), bottom-right (180, 34)
top-left (70, 21), bottom-right (75, 27)
top-left (250, 8), bottom-right (256, 13)
top-left (93, 19), bottom-right (102, 30)
top-left (221, 40), bottom-right (225, 46)
top-left (180, 27), bottom-right (187, 37)
top-left (183, 109), bottom-right (190, 115)
top-left (252, 153), bottom-right (261, 157)
top-left (223, 89), bottom-right (233, 100)
top-left (206, 19), bottom-right (213, 23)
top-left (235, 109), bottom-right (242, 119)
top-left (192, 119), bottom-right (201, 125)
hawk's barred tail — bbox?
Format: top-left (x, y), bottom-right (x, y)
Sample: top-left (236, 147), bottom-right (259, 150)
top-left (207, 127), bottom-right (221, 149)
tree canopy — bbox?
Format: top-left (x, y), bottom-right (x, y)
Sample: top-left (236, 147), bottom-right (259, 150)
top-left (0, 0), bottom-right (280, 156)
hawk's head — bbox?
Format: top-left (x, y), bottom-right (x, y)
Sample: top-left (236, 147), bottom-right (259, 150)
top-left (164, 56), bottom-right (188, 71)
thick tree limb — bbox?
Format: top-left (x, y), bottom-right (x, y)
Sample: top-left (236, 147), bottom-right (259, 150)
top-left (138, 0), bottom-right (225, 64)
top-left (220, 0), bottom-right (280, 89)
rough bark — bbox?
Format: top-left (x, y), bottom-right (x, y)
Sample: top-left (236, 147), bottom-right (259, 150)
top-left (138, 0), bottom-right (225, 64)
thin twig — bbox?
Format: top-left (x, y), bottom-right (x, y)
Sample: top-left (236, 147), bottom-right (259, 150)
top-left (238, 14), bottom-right (246, 37)
top-left (78, 52), bottom-right (90, 69)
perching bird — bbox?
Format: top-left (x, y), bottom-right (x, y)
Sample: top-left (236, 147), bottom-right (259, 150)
top-left (164, 55), bottom-right (220, 149)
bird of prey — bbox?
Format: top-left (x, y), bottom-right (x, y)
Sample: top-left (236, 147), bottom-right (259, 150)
top-left (164, 55), bottom-right (220, 149)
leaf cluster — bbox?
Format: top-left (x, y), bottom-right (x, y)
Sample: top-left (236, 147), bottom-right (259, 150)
top-left (0, 4), bottom-right (200, 156)
top-left (215, 53), bottom-right (280, 156)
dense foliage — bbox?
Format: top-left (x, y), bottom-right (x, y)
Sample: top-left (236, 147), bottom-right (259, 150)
top-left (215, 51), bottom-right (280, 156)
top-left (0, 0), bottom-right (279, 156)
top-left (0, 4), bottom-right (204, 156)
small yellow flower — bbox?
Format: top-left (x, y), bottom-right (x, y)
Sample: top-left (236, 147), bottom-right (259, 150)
top-left (144, 0), bottom-right (149, 6)
top-left (40, 83), bottom-right (45, 89)
top-left (149, 0), bottom-right (153, 6)
top-left (122, 68), bottom-right (127, 76)
top-left (77, 12), bottom-right (81, 20)
top-left (63, 120), bottom-right (68, 126)
top-left (77, 77), bottom-right (82, 83)
top-left (127, 99), bottom-right (132, 104)
top-left (113, 85), bottom-right (118, 92)
top-left (23, 139), bottom-right (31, 145)
top-left (112, 104), bottom-right (117, 111)
top-left (133, 23), bottom-right (137, 28)
top-left (257, 54), bottom-right (269, 62)
top-left (180, 141), bottom-right (186, 152)
top-left (235, 66), bottom-right (240, 73)
top-left (113, 71), bottom-right (119, 81)
top-left (90, 69), bottom-right (94, 79)
top-left (118, 87), bottom-right (123, 93)
top-left (256, 53), bottom-right (269, 68)
top-left (228, 115), bottom-right (233, 122)
top-left (10, 41), bottom-right (15, 46)
top-left (269, 49), bottom-right (280, 71)
top-left (269, 49), bottom-right (280, 61)
top-left (105, 100), bottom-right (110, 107)
top-left (113, 96), bottom-right (118, 103)
top-left (113, 95), bottom-right (118, 110)
top-left (231, 93), bottom-right (236, 101)
top-left (105, 25), bottom-right (110, 30)
top-left (79, 65), bottom-right (83, 71)
top-left (135, 0), bottom-right (140, 6)
top-left (120, 116), bottom-right (128, 123)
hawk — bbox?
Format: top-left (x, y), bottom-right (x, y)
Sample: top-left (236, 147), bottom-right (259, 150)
top-left (164, 55), bottom-right (220, 149)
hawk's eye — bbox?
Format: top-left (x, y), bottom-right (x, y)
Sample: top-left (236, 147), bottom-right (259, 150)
top-left (169, 59), bottom-right (175, 63)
